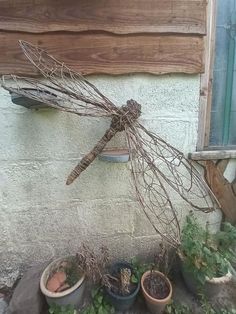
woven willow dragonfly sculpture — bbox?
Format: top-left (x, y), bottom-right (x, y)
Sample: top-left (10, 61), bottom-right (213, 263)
top-left (2, 41), bottom-right (219, 248)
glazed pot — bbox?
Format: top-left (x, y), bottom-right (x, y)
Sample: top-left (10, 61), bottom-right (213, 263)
top-left (141, 270), bottom-right (172, 314)
top-left (40, 257), bottom-right (86, 308)
top-left (181, 263), bottom-right (232, 297)
top-left (104, 261), bottom-right (140, 311)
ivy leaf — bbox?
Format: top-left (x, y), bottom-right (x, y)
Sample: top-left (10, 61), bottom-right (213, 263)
top-left (131, 274), bottom-right (139, 283)
top-left (194, 258), bottom-right (202, 269)
top-left (98, 305), bottom-right (105, 314)
top-left (97, 295), bottom-right (103, 305)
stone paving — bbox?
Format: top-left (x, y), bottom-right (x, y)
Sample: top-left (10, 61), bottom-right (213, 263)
top-left (0, 299), bottom-right (7, 314)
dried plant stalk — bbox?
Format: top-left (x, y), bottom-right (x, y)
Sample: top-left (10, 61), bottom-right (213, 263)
top-left (76, 244), bottom-right (110, 286)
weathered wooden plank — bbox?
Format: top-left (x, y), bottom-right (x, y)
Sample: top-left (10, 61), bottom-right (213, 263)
top-left (205, 160), bottom-right (236, 224)
top-left (198, 0), bottom-right (216, 150)
top-left (0, 32), bottom-right (204, 75)
top-left (0, 0), bottom-right (207, 35)
top-left (190, 150), bottom-right (236, 160)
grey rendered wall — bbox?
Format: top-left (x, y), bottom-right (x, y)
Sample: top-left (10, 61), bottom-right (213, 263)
top-left (0, 74), bottom-right (221, 287)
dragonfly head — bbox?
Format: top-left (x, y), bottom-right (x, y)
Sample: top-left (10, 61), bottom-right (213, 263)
top-left (126, 99), bottom-right (142, 118)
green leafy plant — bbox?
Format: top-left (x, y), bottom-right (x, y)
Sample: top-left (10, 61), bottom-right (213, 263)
top-left (165, 301), bottom-right (193, 314)
top-left (200, 294), bottom-right (236, 314)
top-left (81, 287), bottom-right (115, 314)
top-left (49, 304), bottom-right (75, 314)
top-left (131, 241), bottom-right (174, 284)
top-left (165, 298), bottom-right (236, 314)
top-left (204, 306), bottom-right (236, 313)
top-left (179, 213), bottom-right (236, 285)
top-left (64, 256), bottom-right (83, 287)
top-left (216, 222), bottom-right (236, 264)
top-left (218, 310), bottom-right (236, 314)
top-left (130, 257), bottom-right (151, 283)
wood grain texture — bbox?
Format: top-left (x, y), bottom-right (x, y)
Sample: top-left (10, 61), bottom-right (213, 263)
top-left (205, 160), bottom-right (236, 224)
top-left (0, 32), bottom-right (204, 75)
top-left (0, 0), bottom-right (207, 35)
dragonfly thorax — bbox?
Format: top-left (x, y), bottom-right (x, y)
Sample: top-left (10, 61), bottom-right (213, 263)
top-left (111, 99), bottom-right (141, 132)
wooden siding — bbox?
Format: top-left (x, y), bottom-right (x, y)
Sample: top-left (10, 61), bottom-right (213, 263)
top-left (0, 0), bottom-right (207, 34)
top-left (0, 0), bottom-right (207, 75)
top-left (0, 33), bottom-right (204, 75)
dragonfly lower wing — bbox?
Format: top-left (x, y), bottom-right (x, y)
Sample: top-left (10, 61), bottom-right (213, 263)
top-left (125, 126), bottom-right (181, 248)
top-left (132, 123), bottom-right (219, 212)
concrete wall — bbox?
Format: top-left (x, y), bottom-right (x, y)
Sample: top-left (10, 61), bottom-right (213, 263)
top-left (0, 74), bottom-right (221, 287)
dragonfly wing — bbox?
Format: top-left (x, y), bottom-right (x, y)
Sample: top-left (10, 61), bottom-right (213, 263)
top-left (2, 40), bottom-right (119, 117)
top-left (129, 122), bottom-right (219, 213)
top-left (2, 75), bottom-right (115, 117)
top-left (125, 126), bottom-right (181, 248)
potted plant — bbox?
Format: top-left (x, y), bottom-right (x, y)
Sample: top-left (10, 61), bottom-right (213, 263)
top-left (141, 270), bottom-right (172, 314)
top-left (40, 245), bottom-right (109, 308)
top-left (140, 243), bottom-right (173, 314)
top-left (103, 261), bottom-right (140, 311)
top-left (178, 213), bottom-right (236, 297)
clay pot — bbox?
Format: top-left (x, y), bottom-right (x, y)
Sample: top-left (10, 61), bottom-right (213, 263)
top-left (141, 270), bottom-right (172, 314)
top-left (40, 257), bottom-right (85, 308)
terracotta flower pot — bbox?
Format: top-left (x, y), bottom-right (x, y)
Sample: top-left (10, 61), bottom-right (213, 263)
top-left (141, 270), bottom-right (172, 314)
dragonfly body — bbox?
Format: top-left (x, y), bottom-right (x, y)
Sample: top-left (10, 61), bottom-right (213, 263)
top-left (67, 99), bottom-right (141, 185)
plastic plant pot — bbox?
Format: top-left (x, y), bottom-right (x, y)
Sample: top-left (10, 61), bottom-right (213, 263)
top-left (104, 261), bottom-right (140, 311)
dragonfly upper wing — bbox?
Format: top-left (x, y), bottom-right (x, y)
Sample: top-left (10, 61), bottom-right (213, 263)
top-left (2, 41), bottom-right (119, 117)
top-left (2, 75), bottom-right (115, 117)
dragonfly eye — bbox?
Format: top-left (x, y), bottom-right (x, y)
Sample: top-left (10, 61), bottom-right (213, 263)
top-left (126, 99), bottom-right (142, 112)
top-left (125, 99), bottom-right (142, 119)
